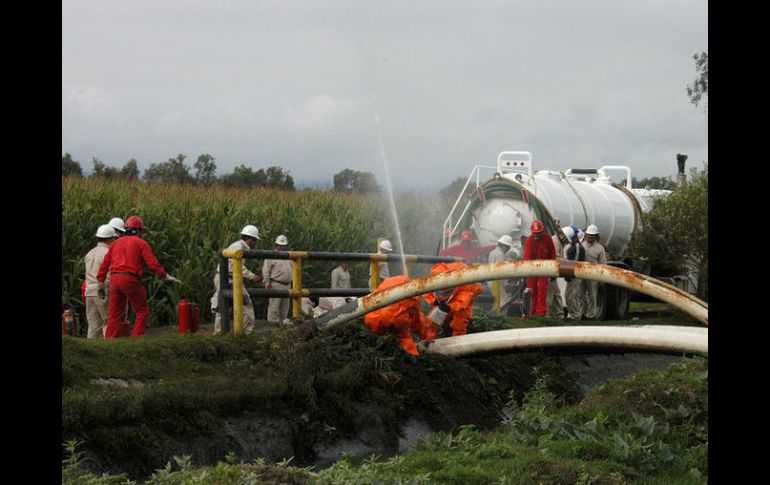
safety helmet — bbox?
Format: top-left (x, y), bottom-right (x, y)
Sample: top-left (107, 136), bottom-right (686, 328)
top-left (497, 234), bottom-right (513, 247)
top-left (275, 234), bottom-right (288, 246)
top-left (240, 224), bottom-right (261, 240)
top-left (96, 224), bottom-right (116, 239)
top-left (108, 217), bottom-right (126, 233)
top-left (461, 230), bottom-right (473, 241)
top-left (125, 216), bottom-right (145, 230)
top-left (561, 226), bottom-right (575, 240)
top-left (585, 224), bottom-right (599, 235)
top-left (379, 239), bottom-right (393, 252)
top-left (530, 219), bottom-right (544, 234)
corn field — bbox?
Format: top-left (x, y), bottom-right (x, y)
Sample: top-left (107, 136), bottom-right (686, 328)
top-left (62, 177), bottom-right (452, 326)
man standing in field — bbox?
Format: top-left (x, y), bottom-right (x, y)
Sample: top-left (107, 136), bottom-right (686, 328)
top-left (331, 260), bottom-right (351, 289)
top-left (523, 219), bottom-right (557, 317)
top-left (546, 226), bottom-right (569, 319)
top-left (84, 224), bottom-right (117, 338)
top-left (263, 234), bottom-right (293, 324)
top-left (582, 224), bottom-right (608, 320)
top-left (97, 216), bottom-right (181, 338)
top-left (211, 225), bottom-right (262, 335)
top-left (562, 226), bottom-right (587, 321)
top-left (487, 234), bottom-right (518, 310)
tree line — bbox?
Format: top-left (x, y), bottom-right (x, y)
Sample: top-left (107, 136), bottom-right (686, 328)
top-left (61, 153), bottom-right (381, 193)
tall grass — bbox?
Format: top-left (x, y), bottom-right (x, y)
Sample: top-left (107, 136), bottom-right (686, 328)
top-left (62, 177), bottom-right (452, 326)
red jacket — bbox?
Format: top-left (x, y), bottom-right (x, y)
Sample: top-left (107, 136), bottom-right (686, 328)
top-left (97, 235), bottom-right (167, 282)
top-left (438, 243), bottom-right (496, 264)
top-left (524, 234), bottom-right (556, 260)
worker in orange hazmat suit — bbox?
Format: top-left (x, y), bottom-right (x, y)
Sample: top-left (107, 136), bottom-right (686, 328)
top-left (364, 275), bottom-right (439, 356)
top-left (422, 262), bottom-right (484, 337)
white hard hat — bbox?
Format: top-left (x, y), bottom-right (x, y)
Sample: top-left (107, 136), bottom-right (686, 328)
top-left (108, 217), bottom-right (126, 233)
top-left (585, 224), bottom-right (600, 235)
top-left (378, 239), bottom-right (393, 252)
top-left (561, 226), bottom-right (575, 240)
top-left (240, 224), bottom-right (261, 240)
top-left (497, 234), bottom-right (513, 247)
top-left (275, 234), bottom-right (288, 246)
top-left (96, 224), bottom-right (117, 239)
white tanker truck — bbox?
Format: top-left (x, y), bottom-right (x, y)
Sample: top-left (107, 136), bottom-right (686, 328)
top-left (441, 150), bottom-right (688, 320)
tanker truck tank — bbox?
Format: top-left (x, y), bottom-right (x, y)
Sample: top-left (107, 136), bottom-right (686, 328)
top-left (441, 150), bottom-right (674, 320)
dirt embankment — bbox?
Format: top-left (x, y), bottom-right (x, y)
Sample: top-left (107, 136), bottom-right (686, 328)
top-left (62, 321), bottom-right (686, 480)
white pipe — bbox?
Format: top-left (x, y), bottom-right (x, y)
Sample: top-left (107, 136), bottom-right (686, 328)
top-left (418, 325), bottom-right (707, 357)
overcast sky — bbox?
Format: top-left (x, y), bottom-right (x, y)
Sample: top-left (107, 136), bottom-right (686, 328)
top-left (62, 0), bottom-right (707, 191)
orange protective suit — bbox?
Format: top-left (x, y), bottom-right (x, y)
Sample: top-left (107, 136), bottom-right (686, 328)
top-left (364, 275), bottom-right (439, 355)
top-left (422, 262), bottom-right (484, 336)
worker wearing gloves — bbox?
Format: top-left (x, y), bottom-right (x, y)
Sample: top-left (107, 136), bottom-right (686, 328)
top-left (331, 261), bottom-right (351, 289)
top-left (487, 235), bottom-right (518, 309)
top-left (422, 261), bottom-right (484, 337)
top-left (263, 234), bottom-right (293, 324)
top-left (97, 216), bottom-right (180, 338)
top-left (582, 224), bottom-right (608, 319)
top-left (211, 224), bottom-right (262, 335)
top-left (368, 239), bottom-right (393, 287)
top-left (546, 226), bottom-right (569, 319)
top-left (364, 275), bottom-right (439, 356)
top-left (439, 229), bottom-right (496, 264)
top-left (562, 226), bottom-right (586, 321)
top-left (83, 224), bottom-right (117, 338)
top-left (523, 219), bottom-right (557, 317)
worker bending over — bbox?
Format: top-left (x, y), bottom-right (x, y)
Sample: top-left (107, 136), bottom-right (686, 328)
top-left (422, 261), bottom-right (484, 337)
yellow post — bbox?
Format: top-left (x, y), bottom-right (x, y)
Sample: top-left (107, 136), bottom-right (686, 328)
top-left (231, 251), bottom-right (245, 334)
top-left (290, 252), bottom-right (306, 318)
top-left (492, 279), bottom-right (501, 313)
top-left (370, 258), bottom-right (380, 291)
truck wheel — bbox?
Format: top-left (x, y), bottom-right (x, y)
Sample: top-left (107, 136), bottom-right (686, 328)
top-left (606, 285), bottom-right (630, 320)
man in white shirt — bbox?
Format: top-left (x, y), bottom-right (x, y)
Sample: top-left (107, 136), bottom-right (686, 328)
top-left (84, 224), bottom-right (117, 338)
top-left (263, 234), bottom-right (293, 323)
top-left (331, 261), bottom-right (351, 289)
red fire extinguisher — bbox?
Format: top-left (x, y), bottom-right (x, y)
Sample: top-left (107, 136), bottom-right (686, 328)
top-left (62, 310), bottom-right (73, 336)
top-left (178, 299), bottom-right (199, 334)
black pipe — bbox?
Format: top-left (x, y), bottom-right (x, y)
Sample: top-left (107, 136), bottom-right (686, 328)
top-left (239, 249), bottom-right (462, 264)
top-left (222, 288), bottom-right (371, 298)
top-left (218, 251), bottom-right (231, 333)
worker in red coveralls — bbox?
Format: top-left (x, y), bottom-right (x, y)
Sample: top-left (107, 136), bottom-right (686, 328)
top-left (523, 219), bottom-right (557, 316)
top-left (438, 229), bottom-right (497, 264)
top-left (364, 275), bottom-right (439, 356)
top-left (422, 262), bottom-right (484, 337)
top-left (97, 216), bottom-right (181, 338)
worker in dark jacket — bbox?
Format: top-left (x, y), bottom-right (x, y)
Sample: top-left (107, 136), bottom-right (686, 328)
top-left (523, 219), bottom-right (556, 316)
top-left (97, 216), bottom-right (180, 338)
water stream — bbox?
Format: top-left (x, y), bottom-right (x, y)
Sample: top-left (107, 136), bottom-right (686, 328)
top-left (374, 114), bottom-right (407, 272)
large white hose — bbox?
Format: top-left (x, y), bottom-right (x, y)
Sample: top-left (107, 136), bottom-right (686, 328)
top-left (315, 259), bottom-right (708, 329)
top-left (418, 325), bottom-right (708, 357)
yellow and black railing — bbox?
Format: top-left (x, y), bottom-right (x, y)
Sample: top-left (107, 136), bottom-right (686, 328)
top-left (217, 249), bottom-right (463, 334)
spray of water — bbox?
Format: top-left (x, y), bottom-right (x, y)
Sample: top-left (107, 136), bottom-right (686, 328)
top-left (374, 114), bottom-right (407, 273)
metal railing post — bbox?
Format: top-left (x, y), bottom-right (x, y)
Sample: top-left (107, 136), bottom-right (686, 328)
top-left (370, 258), bottom-right (380, 290)
top-left (492, 280), bottom-right (501, 312)
top-left (291, 255), bottom-right (303, 318)
top-left (231, 251), bottom-right (245, 334)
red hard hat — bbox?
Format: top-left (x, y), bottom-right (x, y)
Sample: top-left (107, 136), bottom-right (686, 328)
top-left (125, 216), bottom-right (145, 230)
top-left (530, 219), bottom-right (544, 234)
top-left (461, 230), bottom-right (473, 241)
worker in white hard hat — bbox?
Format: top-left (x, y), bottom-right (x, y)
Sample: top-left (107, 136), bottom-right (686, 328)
top-left (562, 226), bottom-right (586, 321)
top-left (108, 217), bottom-right (127, 237)
top-left (211, 225), bottom-right (262, 335)
top-left (487, 234), bottom-right (520, 309)
top-left (546, 226), bottom-right (570, 319)
top-left (263, 234), bottom-right (293, 325)
top-left (581, 224), bottom-right (607, 320)
top-left (369, 238), bottom-right (393, 287)
top-left (83, 224), bottom-right (118, 338)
